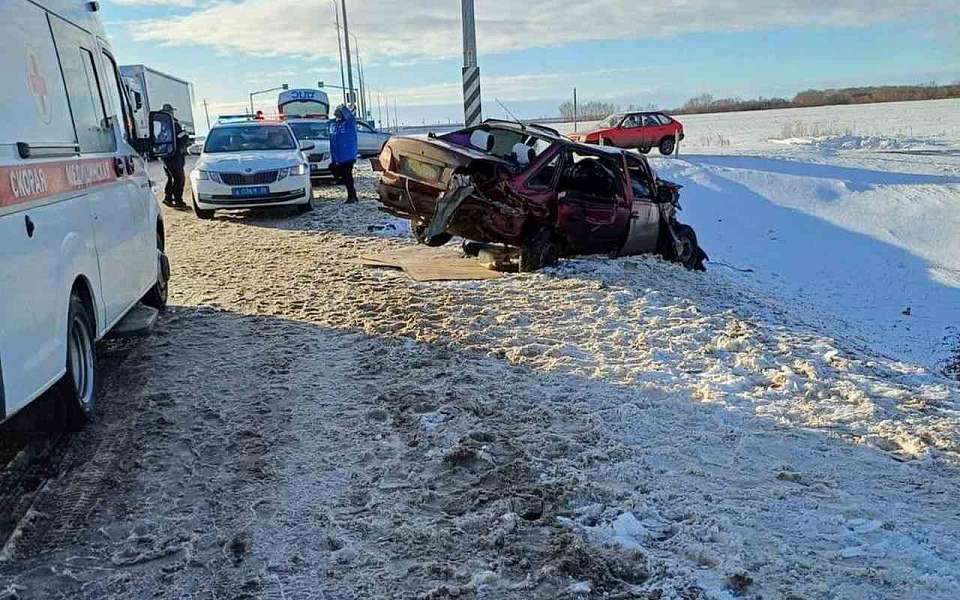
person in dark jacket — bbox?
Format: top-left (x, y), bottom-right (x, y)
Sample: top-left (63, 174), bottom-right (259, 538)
top-left (160, 103), bottom-right (190, 208)
top-left (329, 104), bottom-right (359, 204)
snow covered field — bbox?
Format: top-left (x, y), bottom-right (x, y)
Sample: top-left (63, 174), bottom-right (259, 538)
top-left (561, 99), bottom-right (960, 373)
top-left (0, 101), bottom-right (957, 599)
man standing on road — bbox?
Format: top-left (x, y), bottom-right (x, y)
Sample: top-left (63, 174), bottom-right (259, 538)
top-left (330, 104), bottom-right (359, 204)
top-left (161, 103), bottom-right (190, 209)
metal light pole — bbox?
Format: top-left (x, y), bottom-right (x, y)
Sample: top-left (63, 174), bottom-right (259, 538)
top-left (356, 47), bottom-right (367, 121)
top-left (331, 0), bottom-right (346, 103)
top-left (461, 0), bottom-right (482, 126)
top-left (340, 0), bottom-right (355, 107)
top-left (249, 83), bottom-right (288, 114)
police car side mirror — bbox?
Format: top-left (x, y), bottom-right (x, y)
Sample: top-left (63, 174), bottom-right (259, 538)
top-left (149, 111), bottom-right (175, 158)
top-left (299, 140), bottom-right (316, 151)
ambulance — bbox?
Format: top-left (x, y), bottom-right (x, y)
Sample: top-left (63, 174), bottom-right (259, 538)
top-left (0, 0), bottom-right (174, 428)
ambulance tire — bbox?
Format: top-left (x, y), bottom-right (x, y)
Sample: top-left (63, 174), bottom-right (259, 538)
top-left (143, 226), bottom-right (169, 311)
top-left (58, 294), bottom-right (97, 431)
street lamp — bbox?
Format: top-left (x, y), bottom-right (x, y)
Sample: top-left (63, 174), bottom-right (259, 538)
top-left (248, 83), bottom-right (289, 115)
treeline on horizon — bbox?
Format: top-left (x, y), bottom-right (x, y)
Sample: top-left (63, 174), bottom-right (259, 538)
top-left (557, 82), bottom-right (960, 120)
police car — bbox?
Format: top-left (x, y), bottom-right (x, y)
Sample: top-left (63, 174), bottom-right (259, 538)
top-left (287, 119), bottom-right (333, 183)
top-left (2, 0), bottom-right (173, 428)
top-left (189, 119), bottom-right (314, 219)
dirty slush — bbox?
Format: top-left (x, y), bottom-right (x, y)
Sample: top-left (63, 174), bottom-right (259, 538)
top-left (1, 165), bottom-right (958, 599)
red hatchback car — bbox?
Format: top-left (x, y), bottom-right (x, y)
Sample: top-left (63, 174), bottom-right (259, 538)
top-left (569, 112), bottom-right (684, 155)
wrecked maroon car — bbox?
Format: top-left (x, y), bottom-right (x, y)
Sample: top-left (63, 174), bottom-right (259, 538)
top-left (374, 119), bottom-right (706, 271)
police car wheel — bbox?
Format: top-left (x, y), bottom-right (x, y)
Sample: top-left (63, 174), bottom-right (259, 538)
top-left (60, 294), bottom-right (97, 431)
top-left (193, 198), bottom-right (215, 220)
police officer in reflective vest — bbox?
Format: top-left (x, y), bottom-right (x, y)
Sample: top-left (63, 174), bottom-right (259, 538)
top-left (160, 103), bottom-right (190, 208)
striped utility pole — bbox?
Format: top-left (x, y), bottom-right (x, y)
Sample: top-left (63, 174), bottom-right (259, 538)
top-left (461, 0), bottom-right (482, 127)
top-left (340, 0), bottom-right (355, 107)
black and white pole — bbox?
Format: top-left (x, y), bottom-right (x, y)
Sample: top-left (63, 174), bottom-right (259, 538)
top-left (340, 0), bottom-right (355, 107)
top-left (461, 0), bottom-right (482, 127)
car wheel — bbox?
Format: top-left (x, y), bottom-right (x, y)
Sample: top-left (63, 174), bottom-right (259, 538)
top-left (659, 137), bottom-right (676, 156)
top-left (519, 228), bottom-right (559, 273)
top-left (142, 226), bottom-right (170, 311)
top-left (59, 294), bottom-right (97, 430)
top-left (413, 223), bottom-right (453, 247)
top-left (661, 224), bottom-right (706, 271)
top-left (297, 201), bottom-right (314, 214)
top-left (600, 137), bottom-right (613, 147)
top-left (193, 198), bottom-right (215, 220)
top-left (638, 146), bottom-right (652, 154)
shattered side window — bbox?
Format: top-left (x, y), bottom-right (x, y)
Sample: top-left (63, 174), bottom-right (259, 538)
top-left (527, 153), bottom-right (561, 189)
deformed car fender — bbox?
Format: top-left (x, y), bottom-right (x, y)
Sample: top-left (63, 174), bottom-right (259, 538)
top-left (424, 174), bottom-right (476, 239)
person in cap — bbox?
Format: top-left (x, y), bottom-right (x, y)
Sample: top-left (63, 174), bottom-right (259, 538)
top-left (329, 104), bottom-right (359, 204)
top-left (160, 103), bottom-right (191, 208)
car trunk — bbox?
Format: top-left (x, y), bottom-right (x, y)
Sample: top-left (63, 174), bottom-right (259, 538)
top-left (378, 137), bottom-right (529, 245)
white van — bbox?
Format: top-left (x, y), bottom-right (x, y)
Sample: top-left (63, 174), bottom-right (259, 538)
top-left (0, 0), bottom-right (173, 428)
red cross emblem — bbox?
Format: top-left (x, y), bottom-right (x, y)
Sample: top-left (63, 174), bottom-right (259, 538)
top-left (26, 47), bottom-right (51, 124)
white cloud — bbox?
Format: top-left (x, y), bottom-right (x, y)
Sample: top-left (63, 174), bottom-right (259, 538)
top-left (126, 0), bottom-right (957, 63)
top-left (108, 0), bottom-right (196, 6)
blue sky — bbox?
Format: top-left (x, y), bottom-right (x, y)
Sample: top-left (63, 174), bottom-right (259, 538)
top-left (103, 0), bottom-right (959, 132)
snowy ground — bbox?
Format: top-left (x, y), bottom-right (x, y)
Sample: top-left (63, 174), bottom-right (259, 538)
top-left (561, 99), bottom-right (960, 372)
top-left (0, 101), bottom-right (958, 599)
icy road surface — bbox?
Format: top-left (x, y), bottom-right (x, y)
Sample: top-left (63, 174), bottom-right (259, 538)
top-left (2, 102), bottom-right (959, 599)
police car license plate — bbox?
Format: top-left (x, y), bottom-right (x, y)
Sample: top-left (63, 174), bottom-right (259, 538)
top-left (232, 186), bottom-right (269, 198)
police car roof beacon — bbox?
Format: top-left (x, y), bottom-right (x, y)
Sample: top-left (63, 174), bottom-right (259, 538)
top-left (1, 0), bottom-right (176, 428)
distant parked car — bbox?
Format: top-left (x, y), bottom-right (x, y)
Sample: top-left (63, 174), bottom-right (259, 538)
top-left (569, 112), bottom-right (684, 155)
top-left (287, 120), bottom-right (334, 183)
top-left (357, 121), bottom-right (392, 158)
top-left (187, 136), bottom-right (205, 156)
top-left (374, 119), bottom-right (706, 272)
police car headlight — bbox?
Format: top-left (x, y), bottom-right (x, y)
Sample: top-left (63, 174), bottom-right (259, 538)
top-left (196, 170), bottom-right (222, 184)
top-left (278, 164), bottom-right (306, 180)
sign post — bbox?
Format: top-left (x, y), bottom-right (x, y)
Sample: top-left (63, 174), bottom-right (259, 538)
top-left (461, 0), bottom-right (482, 127)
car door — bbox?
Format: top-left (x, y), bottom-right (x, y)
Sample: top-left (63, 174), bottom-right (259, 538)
top-left (618, 114), bottom-right (644, 147)
top-left (50, 16), bottom-right (144, 326)
top-left (356, 121), bottom-right (382, 157)
top-left (98, 47), bottom-right (156, 297)
top-left (619, 157), bottom-right (661, 255)
top-left (555, 151), bottom-right (628, 253)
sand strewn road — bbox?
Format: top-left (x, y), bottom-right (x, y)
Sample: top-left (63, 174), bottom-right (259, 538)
top-left (1, 165), bottom-right (957, 599)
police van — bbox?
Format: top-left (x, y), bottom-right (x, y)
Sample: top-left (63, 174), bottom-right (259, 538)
top-left (0, 0), bottom-right (174, 428)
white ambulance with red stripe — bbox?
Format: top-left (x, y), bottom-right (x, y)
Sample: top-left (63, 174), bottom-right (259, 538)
top-left (0, 0), bottom-right (173, 428)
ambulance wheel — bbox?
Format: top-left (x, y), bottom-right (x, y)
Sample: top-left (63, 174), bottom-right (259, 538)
top-left (59, 294), bottom-right (97, 430)
top-left (193, 198), bottom-right (214, 220)
top-left (143, 227), bottom-right (169, 311)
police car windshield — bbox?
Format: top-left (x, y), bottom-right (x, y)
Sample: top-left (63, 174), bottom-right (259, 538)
top-left (289, 122), bottom-right (331, 141)
top-left (204, 125), bottom-right (296, 153)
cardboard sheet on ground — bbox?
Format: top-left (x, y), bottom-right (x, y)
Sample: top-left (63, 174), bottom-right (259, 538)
top-left (358, 246), bottom-right (503, 281)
